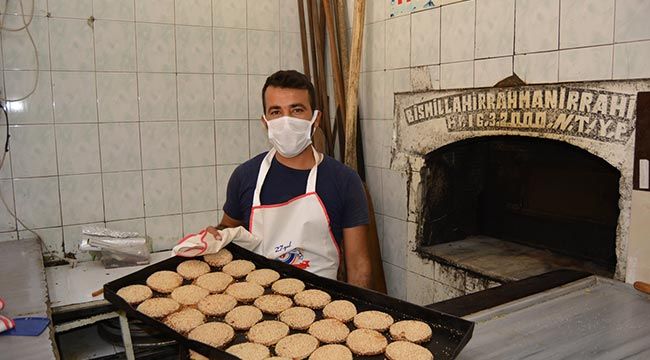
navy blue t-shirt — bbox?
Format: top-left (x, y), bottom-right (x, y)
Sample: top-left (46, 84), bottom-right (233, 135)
top-left (223, 152), bottom-right (369, 244)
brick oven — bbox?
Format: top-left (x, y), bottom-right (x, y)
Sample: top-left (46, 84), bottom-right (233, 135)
top-left (391, 80), bottom-right (650, 302)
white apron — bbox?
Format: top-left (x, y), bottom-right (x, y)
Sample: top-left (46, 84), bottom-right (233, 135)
top-left (249, 147), bottom-right (340, 279)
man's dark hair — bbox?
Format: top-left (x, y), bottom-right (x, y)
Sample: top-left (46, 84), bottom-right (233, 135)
top-left (262, 70), bottom-right (317, 113)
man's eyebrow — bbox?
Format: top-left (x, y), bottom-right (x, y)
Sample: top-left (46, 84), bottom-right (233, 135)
top-left (289, 103), bottom-right (307, 108)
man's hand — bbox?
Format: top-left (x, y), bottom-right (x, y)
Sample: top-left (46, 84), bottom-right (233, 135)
top-left (343, 225), bottom-right (372, 289)
top-left (205, 226), bottom-right (223, 240)
top-left (206, 213), bottom-right (243, 239)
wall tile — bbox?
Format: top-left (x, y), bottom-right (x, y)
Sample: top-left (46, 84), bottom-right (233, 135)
top-left (559, 45), bottom-right (613, 82)
top-left (1, 15), bottom-right (50, 70)
top-left (143, 168), bottom-right (181, 216)
top-left (247, 75), bottom-right (266, 117)
top-left (217, 165), bottom-right (237, 209)
top-left (440, 0), bottom-right (475, 63)
top-left (361, 120), bottom-right (383, 168)
top-left (59, 174), bottom-right (104, 225)
top-left (216, 121), bottom-right (250, 165)
top-left (2, 0), bottom-right (47, 17)
top-left (249, 119), bottom-right (269, 157)
top-left (49, 0), bottom-right (93, 18)
top-left (475, 0), bottom-right (514, 58)
top-left (215, 74), bottom-right (249, 119)
top-left (14, 177), bottom-right (61, 229)
top-left (49, 18), bottom-right (95, 71)
top-left (0, 142), bottom-right (11, 179)
top-left (103, 171), bottom-right (144, 221)
top-left (434, 261), bottom-right (465, 289)
top-left (178, 74), bottom-right (214, 120)
top-left (366, 0), bottom-right (388, 24)
top-left (93, 0), bottom-right (134, 21)
top-left (383, 261), bottom-right (407, 300)
top-left (136, 23), bottom-right (175, 72)
top-left (10, 125), bottom-right (57, 177)
top-left (411, 8), bottom-right (440, 67)
top-left (180, 121), bottom-right (216, 167)
top-left (382, 169), bottom-right (408, 221)
top-left (433, 280), bottom-right (465, 302)
top-left (279, 0), bottom-right (300, 32)
top-left (175, 0), bottom-right (211, 26)
top-left (613, 40), bottom-right (650, 79)
top-left (615, 0), bottom-right (650, 42)
top-left (440, 60), bottom-right (474, 89)
top-left (560, 0), bottom-right (614, 49)
top-left (280, 32), bottom-right (303, 72)
top-left (0, 232), bottom-right (18, 242)
top-left (213, 0), bottom-right (247, 28)
top-left (52, 71), bottom-right (97, 123)
top-left (4, 71), bottom-right (54, 124)
top-left (106, 218), bottom-right (145, 235)
top-left (183, 210), bottom-right (219, 234)
top-left (406, 271), bottom-right (436, 306)
top-left (247, 0), bottom-right (279, 31)
top-left (138, 73), bottom-right (177, 121)
top-left (365, 166), bottom-right (383, 214)
top-left (181, 166), bottom-right (218, 212)
top-left (474, 57), bottom-right (513, 87)
top-left (514, 51), bottom-right (559, 84)
top-left (382, 216), bottom-right (407, 268)
top-left (146, 215), bottom-right (183, 251)
top-left (63, 222), bottom-right (104, 261)
top-left (99, 123), bottom-right (142, 172)
top-left (410, 65), bottom-right (440, 92)
top-left (213, 28), bottom-right (248, 74)
top-left (55, 124), bottom-right (101, 175)
top-left (515, 0), bottom-right (559, 54)
top-left (94, 20), bottom-right (136, 71)
top-left (0, 180), bottom-right (16, 231)
top-left (386, 15), bottom-right (410, 69)
top-left (176, 25), bottom-right (212, 73)
top-left (247, 30), bottom-right (280, 75)
top-left (96, 73), bottom-right (139, 122)
top-left (135, 0), bottom-right (174, 23)
top-left (140, 121), bottom-right (180, 169)
top-left (20, 227), bottom-right (64, 260)
top-left (362, 22), bottom-right (385, 72)
top-left (359, 71), bottom-right (385, 120)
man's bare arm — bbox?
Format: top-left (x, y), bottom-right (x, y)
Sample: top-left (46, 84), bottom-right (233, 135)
top-left (206, 213), bottom-right (242, 237)
top-left (343, 225), bottom-right (372, 289)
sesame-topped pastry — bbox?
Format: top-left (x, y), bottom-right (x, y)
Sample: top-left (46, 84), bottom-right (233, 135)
top-left (146, 271), bottom-right (183, 293)
top-left (176, 260), bottom-right (211, 280)
top-left (203, 249), bottom-right (233, 267)
top-left (116, 284), bottom-right (152, 305)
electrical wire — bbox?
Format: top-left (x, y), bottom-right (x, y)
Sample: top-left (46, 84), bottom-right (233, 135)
top-left (0, 0), bottom-right (46, 251)
top-left (0, 0), bottom-right (40, 102)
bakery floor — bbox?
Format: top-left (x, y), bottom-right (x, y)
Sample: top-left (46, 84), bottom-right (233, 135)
top-left (57, 323), bottom-right (180, 360)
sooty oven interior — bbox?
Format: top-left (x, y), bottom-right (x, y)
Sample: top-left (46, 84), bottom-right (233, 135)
top-left (420, 136), bottom-right (620, 275)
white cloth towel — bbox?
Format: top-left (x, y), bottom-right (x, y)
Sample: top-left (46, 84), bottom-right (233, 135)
top-left (172, 226), bottom-right (261, 257)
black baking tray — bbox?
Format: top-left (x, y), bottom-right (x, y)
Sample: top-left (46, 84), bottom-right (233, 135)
top-left (104, 243), bottom-right (474, 359)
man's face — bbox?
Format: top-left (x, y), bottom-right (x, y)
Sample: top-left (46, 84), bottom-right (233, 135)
top-left (262, 86), bottom-right (320, 128)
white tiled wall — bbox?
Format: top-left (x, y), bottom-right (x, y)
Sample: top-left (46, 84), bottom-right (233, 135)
top-left (0, 0), bottom-right (302, 261)
top-left (355, 0), bottom-right (650, 303)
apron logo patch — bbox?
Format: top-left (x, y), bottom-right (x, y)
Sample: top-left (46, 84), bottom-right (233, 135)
top-left (277, 248), bottom-right (310, 270)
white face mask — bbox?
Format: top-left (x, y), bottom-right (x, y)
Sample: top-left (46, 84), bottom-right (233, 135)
top-left (263, 110), bottom-right (319, 158)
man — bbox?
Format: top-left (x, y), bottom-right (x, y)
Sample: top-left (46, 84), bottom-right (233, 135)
top-left (207, 70), bottom-right (372, 288)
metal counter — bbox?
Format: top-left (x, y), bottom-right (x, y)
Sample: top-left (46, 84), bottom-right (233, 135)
top-left (457, 276), bottom-right (650, 360)
top-left (0, 238), bottom-right (58, 359)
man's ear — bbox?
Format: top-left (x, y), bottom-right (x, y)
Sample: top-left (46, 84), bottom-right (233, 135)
top-left (260, 115), bottom-right (268, 130)
top-left (314, 110), bottom-right (322, 128)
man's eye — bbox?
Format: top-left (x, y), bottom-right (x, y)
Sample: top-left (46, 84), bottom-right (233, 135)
top-left (293, 108), bottom-right (304, 113)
